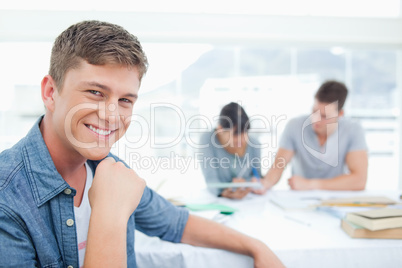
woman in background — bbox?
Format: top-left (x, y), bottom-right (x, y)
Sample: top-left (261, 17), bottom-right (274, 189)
top-left (199, 102), bottom-right (261, 199)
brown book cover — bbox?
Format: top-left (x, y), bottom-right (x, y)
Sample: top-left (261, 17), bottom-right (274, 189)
top-left (342, 219), bottom-right (402, 239)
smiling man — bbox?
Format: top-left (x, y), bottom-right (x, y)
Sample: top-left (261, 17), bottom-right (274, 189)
top-left (253, 81), bottom-right (368, 193)
top-left (0, 21), bottom-right (284, 267)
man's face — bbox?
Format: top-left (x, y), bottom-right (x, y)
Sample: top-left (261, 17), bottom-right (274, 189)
top-left (311, 99), bottom-right (342, 136)
top-left (51, 61), bottom-right (140, 160)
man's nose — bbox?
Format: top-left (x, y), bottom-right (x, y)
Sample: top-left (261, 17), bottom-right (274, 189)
top-left (98, 101), bottom-right (119, 125)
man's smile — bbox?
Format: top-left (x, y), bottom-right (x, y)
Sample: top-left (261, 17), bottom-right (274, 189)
top-left (85, 124), bottom-right (116, 137)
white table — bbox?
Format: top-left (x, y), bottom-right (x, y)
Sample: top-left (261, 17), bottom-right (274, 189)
top-left (135, 190), bottom-right (402, 268)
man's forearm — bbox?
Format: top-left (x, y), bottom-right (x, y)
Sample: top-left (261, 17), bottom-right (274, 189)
top-left (182, 214), bottom-right (255, 254)
top-left (313, 173), bottom-right (367, 191)
top-left (263, 148), bottom-right (294, 190)
top-left (264, 167), bottom-right (283, 189)
top-left (181, 215), bottom-right (284, 267)
top-left (84, 157), bottom-right (146, 267)
top-left (84, 209), bottom-right (128, 268)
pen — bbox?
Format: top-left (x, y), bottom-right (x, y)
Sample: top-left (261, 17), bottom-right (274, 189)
top-left (284, 215), bottom-right (311, 227)
top-left (252, 167), bottom-right (260, 181)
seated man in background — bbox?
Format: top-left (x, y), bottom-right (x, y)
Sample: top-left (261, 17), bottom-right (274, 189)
top-left (199, 102), bottom-right (262, 199)
top-left (0, 20), bottom-right (284, 267)
top-left (254, 80), bottom-right (368, 193)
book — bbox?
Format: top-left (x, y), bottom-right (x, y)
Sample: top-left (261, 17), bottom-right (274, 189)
top-left (321, 196), bottom-right (397, 207)
top-left (345, 208), bottom-right (402, 231)
top-left (341, 219), bottom-right (402, 239)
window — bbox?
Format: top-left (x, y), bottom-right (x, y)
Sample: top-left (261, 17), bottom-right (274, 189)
top-left (1, 3), bottom-right (401, 194)
top-left (115, 44), bottom-right (400, 191)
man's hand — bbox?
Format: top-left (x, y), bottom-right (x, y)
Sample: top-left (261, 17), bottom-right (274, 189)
top-left (220, 178), bottom-right (251, 199)
top-left (288, 175), bottom-right (316, 190)
top-left (251, 177), bottom-right (269, 195)
top-left (89, 157), bottom-right (146, 220)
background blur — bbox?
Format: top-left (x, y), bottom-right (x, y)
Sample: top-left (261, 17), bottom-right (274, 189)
top-left (1, 0), bottom-right (401, 197)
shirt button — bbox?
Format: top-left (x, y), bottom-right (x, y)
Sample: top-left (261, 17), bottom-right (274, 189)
top-left (64, 188), bottom-right (72, 195)
top-left (67, 266), bottom-right (74, 268)
top-left (66, 219), bottom-right (74, 227)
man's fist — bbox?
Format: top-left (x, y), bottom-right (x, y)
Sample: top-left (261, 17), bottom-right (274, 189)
top-left (89, 157), bottom-right (146, 220)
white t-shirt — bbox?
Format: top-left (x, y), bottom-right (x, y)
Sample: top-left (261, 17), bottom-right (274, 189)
top-left (74, 162), bottom-right (93, 268)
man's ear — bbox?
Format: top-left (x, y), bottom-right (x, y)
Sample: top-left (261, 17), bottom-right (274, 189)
top-left (41, 75), bottom-right (58, 112)
top-left (338, 109), bottom-right (345, 117)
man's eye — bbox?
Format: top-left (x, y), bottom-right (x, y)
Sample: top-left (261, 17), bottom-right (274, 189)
top-left (89, 90), bottom-right (102, 96)
top-left (120, 98), bottom-right (131, 103)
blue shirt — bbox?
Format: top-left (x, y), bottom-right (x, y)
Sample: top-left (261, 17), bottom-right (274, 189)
top-left (279, 115), bottom-right (367, 179)
top-left (0, 117), bottom-right (189, 268)
top-left (199, 130), bottom-right (261, 196)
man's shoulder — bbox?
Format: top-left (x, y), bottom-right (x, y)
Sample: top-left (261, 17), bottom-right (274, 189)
top-left (339, 117), bottom-right (361, 126)
top-left (339, 117), bottom-right (364, 133)
top-left (0, 140), bottom-right (30, 210)
top-left (87, 152), bottom-right (129, 171)
top-left (0, 139), bottom-right (26, 189)
top-left (284, 115), bottom-right (309, 131)
top-left (108, 153), bottom-right (131, 168)
top-left (289, 115), bottom-right (309, 123)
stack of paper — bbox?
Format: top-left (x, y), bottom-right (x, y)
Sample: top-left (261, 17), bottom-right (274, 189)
top-left (321, 196), bottom-right (397, 207)
top-left (318, 195), bottom-right (398, 219)
top-left (269, 195), bottom-right (319, 211)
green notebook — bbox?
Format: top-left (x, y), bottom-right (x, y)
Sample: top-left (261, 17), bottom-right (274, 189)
top-left (185, 203), bottom-right (238, 215)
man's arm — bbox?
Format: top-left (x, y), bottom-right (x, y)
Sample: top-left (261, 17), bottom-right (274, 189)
top-left (84, 157), bottom-right (146, 267)
top-left (253, 148), bottom-right (294, 194)
top-left (288, 150), bottom-right (368, 190)
top-left (181, 214), bottom-right (285, 268)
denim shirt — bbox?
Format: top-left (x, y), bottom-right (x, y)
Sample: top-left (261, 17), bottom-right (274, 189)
top-left (0, 117), bottom-right (189, 268)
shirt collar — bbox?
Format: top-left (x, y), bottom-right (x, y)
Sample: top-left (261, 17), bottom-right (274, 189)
top-left (22, 116), bottom-right (115, 207)
top-left (22, 116), bottom-right (71, 207)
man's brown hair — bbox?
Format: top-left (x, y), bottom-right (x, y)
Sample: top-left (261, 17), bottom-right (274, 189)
top-left (315, 80), bottom-right (348, 110)
top-left (49, 20), bottom-right (148, 90)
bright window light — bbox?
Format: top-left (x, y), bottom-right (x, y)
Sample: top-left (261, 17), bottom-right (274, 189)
top-left (0, 0), bottom-right (400, 17)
